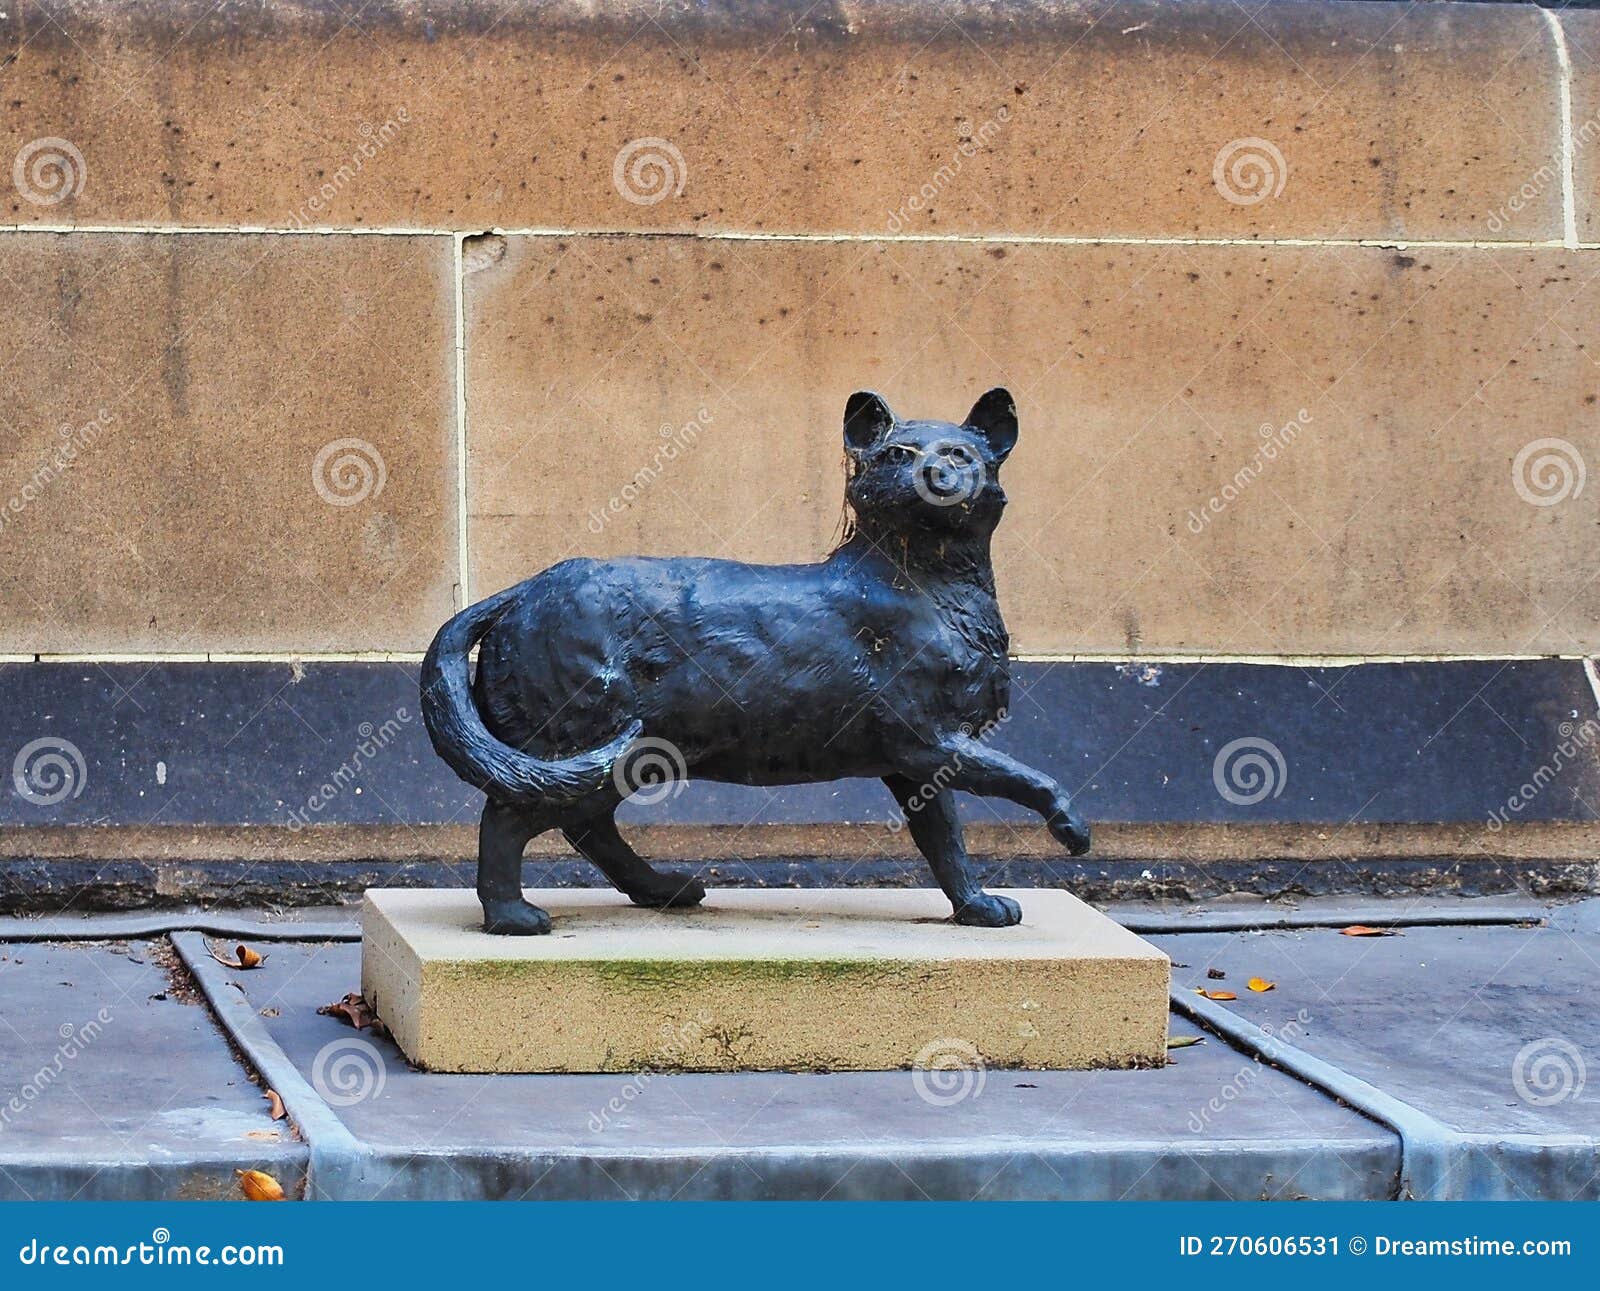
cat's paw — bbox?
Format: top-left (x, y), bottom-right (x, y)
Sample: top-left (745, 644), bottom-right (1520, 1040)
top-left (952, 891), bottom-right (1023, 928)
top-left (1047, 805), bottom-right (1092, 856)
top-left (482, 898), bottom-right (552, 936)
top-left (627, 872), bottom-right (707, 909)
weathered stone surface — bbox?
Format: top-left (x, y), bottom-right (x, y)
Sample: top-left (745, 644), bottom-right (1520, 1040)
top-left (362, 887), bottom-right (1170, 1072)
top-left (465, 234), bottom-right (1600, 657)
top-left (0, 233), bottom-right (458, 652)
top-left (0, 0), bottom-right (1561, 239)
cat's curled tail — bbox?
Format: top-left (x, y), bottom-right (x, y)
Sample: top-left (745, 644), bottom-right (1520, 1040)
top-left (420, 584), bottom-right (642, 807)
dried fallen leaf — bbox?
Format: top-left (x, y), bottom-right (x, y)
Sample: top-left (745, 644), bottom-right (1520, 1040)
top-left (1206, 967), bottom-right (1226, 980)
top-left (263, 1089), bottom-right (286, 1121)
top-left (1194, 988), bottom-right (1237, 1001)
top-left (207, 941), bottom-right (267, 970)
top-left (1167, 1034), bottom-right (1205, 1049)
top-left (1340, 924), bottom-right (1397, 937)
top-left (1247, 977), bottom-right (1276, 993)
top-left (235, 1169), bottom-right (285, 1201)
top-left (319, 992), bottom-right (376, 1030)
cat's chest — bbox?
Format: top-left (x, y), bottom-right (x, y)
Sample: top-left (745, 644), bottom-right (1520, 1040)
top-left (854, 576), bottom-right (1007, 689)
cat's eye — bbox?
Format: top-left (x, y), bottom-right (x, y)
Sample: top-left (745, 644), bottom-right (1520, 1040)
top-left (883, 443), bottom-right (918, 462)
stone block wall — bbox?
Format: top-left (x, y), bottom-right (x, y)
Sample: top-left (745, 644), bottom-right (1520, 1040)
top-left (3, 0), bottom-right (1598, 890)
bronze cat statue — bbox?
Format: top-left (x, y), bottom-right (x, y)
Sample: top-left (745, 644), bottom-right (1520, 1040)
top-left (421, 389), bottom-right (1091, 934)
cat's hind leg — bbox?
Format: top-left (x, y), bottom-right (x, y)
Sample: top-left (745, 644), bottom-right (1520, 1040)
top-left (477, 798), bottom-right (555, 935)
top-left (562, 802), bottom-right (707, 909)
top-left (883, 776), bottom-right (1020, 927)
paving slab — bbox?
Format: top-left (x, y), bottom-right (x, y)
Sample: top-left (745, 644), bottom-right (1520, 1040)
top-left (221, 940), bottom-right (1397, 1199)
top-left (0, 940), bottom-right (307, 1200)
top-left (9, 904), bottom-right (1589, 1201)
top-left (1158, 922), bottom-right (1600, 1199)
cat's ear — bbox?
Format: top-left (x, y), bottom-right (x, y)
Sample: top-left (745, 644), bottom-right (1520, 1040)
top-left (965, 387), bottom-right (1018, 462)
top-left (843, 390), bottom-right (895, 456)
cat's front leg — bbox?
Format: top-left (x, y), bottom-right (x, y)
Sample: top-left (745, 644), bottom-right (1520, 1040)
top-left (882, 776), bottom-right (1021, 926)
top-left (912, 733), bottom-right (1091, 855)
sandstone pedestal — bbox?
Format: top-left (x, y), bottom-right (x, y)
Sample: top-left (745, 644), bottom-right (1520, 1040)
top-left (361, 888), bottom-right (1170, 1073)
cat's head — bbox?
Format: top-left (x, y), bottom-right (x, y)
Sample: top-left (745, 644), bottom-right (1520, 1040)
top-left (842, 388), bottom-right (1017, 535)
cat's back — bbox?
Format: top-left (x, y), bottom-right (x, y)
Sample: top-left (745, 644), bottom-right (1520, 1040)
top-left (473, 553), bottom-right (874, 752)
top-left (479, 552), bottom-right (860, 659)
top-left (522, 552), bottom-right (833, 616)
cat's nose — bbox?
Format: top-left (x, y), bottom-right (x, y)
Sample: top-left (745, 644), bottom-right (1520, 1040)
top-left (931, 455), bottom-right (981, 493)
